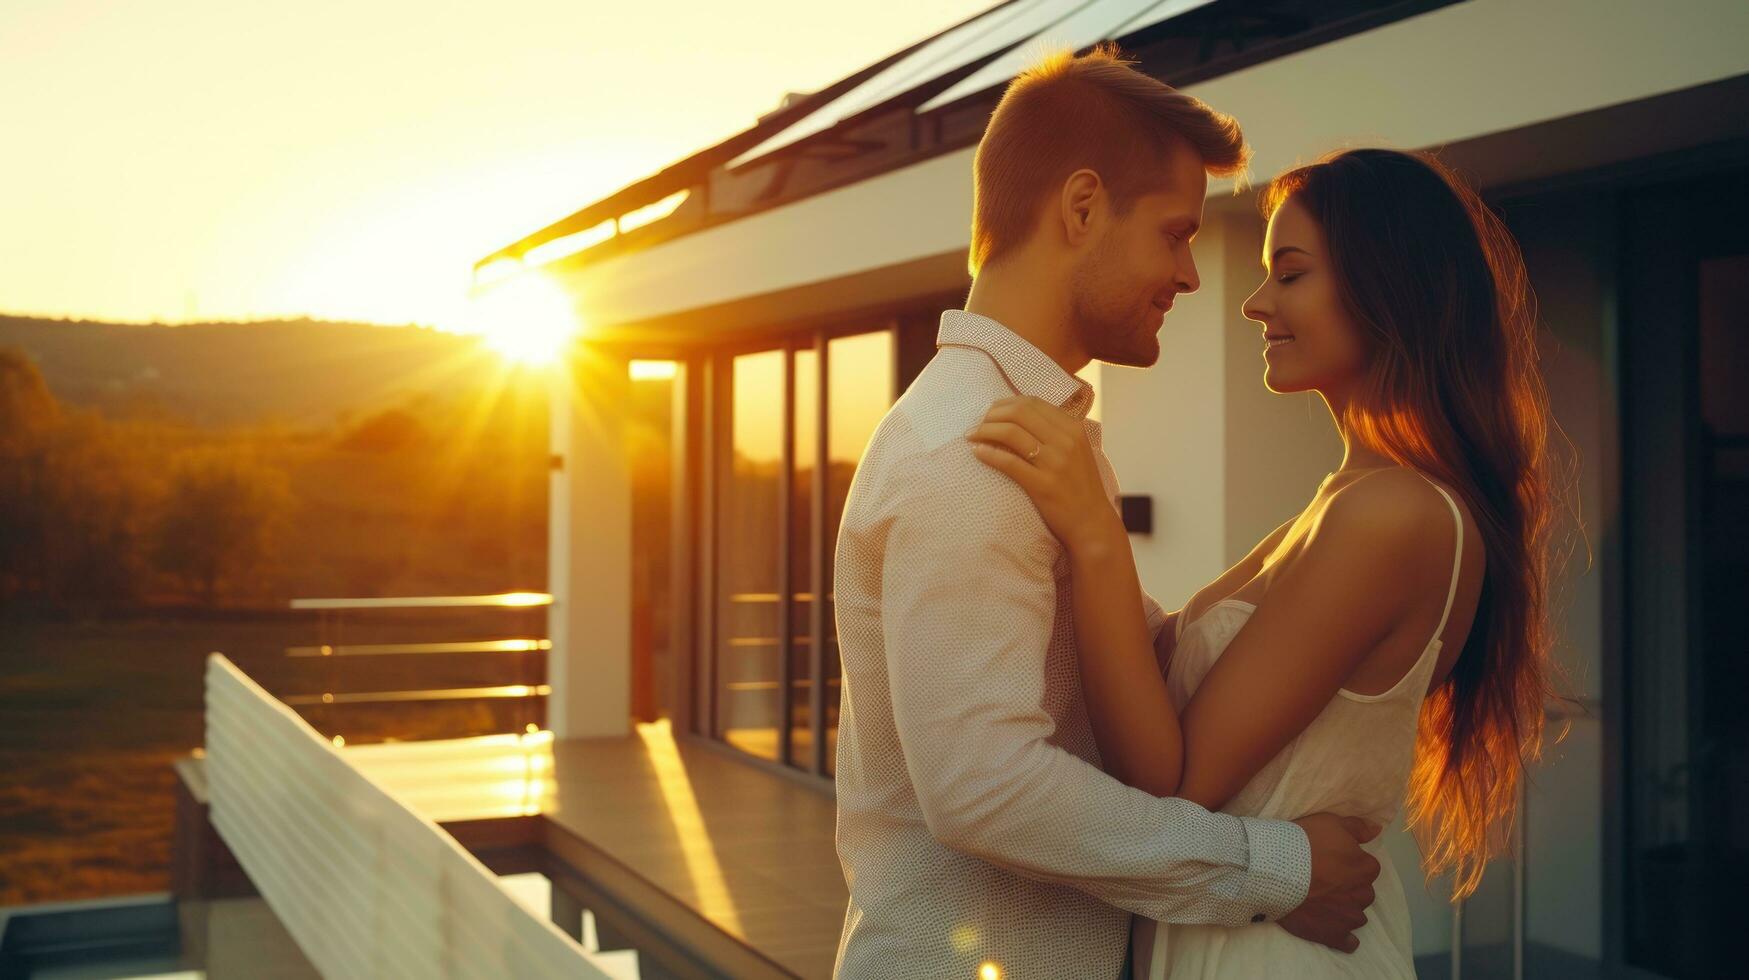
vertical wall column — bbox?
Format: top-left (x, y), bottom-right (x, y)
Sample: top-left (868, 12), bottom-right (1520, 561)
top-left (1099, 214), bottom-right (1231, 606)
top-left (1216, 209), bottom-right (1343, 556)
top-left (1101, 207), bottom-right (1338, 606)
top-left (547, 344), bottom-right (633, 738)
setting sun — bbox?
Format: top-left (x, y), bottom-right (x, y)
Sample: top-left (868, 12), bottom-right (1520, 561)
top-left (465, 271), bottom-right (580, 365)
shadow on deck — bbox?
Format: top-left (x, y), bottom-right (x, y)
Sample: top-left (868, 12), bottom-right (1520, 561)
top-left (172, 724), bottom-right (845, 979)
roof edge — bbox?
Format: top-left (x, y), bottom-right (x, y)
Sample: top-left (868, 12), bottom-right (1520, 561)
top-left (472, 2), bottom-right (1022, 272)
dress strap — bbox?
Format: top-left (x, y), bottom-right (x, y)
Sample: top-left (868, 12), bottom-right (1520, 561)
top-left (1339, 467), bottom-right (1466, 649)
top-left (1421, 477), bottom-right (1465, 647)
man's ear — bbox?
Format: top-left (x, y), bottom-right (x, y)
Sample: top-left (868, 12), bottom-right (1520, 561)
top-left (1059, 169), bottom-right (1103, 247)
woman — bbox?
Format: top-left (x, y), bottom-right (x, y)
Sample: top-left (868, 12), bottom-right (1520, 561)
top-left (969, 149), bottom-right (1560, 978)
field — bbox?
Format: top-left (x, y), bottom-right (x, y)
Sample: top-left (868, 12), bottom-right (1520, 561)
top-left (0, 611), bottom-right (546, 906)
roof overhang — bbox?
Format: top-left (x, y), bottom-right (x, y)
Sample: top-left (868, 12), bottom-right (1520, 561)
top-left (498, 0), bottom-right (1749, 352)
top-left (530, 146), bottom-right (978, 349)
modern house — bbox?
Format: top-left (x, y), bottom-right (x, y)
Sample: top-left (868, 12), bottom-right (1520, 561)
top-left (488, 1), bottom-right (1749, 976)
top-left (13, 2), bottom-right (1732, 978)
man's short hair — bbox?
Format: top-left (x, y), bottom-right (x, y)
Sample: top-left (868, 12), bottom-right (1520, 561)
top-left (969, 43), bottom-right (1249, 275)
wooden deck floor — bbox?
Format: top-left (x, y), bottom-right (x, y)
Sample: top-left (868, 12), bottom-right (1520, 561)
top-left (343, 723), bottom-right (845, 979)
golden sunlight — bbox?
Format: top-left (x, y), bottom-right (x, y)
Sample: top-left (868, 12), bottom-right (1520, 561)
top-left (630, 359), bottom-right (678, 381)
top-left (466, 272), bottom-right (580, 365)
top-left (635, 719), bottom-right (744, 934)
top-left (493, 591), bottom-right (554, 607)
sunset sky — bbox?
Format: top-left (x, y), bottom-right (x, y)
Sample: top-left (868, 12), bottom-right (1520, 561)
top-left (0, 0), bottom-right (994, 330)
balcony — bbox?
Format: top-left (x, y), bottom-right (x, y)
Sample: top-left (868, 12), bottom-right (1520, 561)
top-left (1, 594), bottom-right (845, 979)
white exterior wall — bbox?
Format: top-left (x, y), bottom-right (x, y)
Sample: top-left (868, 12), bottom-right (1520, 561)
top-left (1100, 207), bottom-right (1341, 610)
top-left (1096, 218), bottom-right (1227, 608)
top-left (1188, 0), bottom-right (1749, 187)
top-left (546, 347), bottom-right (634, 738)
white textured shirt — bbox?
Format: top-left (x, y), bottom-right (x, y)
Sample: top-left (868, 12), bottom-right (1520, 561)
top-left (831, 311), bottom-right (1311, 979)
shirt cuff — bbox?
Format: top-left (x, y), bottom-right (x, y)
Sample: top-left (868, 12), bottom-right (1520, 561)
top-left (1236, 816), bottom-right (1312, 922)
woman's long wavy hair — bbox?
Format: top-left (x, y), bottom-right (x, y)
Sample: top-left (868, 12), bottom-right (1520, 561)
top-left (1263, 149), bottom-right (1565, 899)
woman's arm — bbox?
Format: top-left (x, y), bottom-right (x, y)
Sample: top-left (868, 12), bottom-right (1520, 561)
top-left (1066, 531), bottom-right (1188, 794)
top-left (970, 397), bottom-right (1186, 795)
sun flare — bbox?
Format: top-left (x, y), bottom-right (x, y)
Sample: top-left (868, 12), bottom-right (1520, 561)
top-left (465, 271), bottom-right (579, 366)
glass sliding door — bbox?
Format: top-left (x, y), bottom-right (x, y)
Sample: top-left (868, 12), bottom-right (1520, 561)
top-left (1696, 252), bottom-right (1749, 905)
top-left (1620, 170), bottom-right (1749, 979)
top-left (820, 330), bottom-right (895, 775)
top-left (715, 350), bottom-right (785, 760)
top-left (788, 345), bottom-right (820, 770)
top-left (705, 325), bottom-right (898, 777)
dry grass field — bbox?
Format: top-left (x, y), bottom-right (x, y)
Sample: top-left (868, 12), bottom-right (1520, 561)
top-left (0, 610), bottom-right (548, 906)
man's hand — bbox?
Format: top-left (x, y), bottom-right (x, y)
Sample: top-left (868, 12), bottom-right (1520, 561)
top-left (1280, 813), bottom-right (1382, 953)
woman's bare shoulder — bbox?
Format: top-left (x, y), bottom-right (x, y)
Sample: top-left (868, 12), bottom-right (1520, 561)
top-left (1313, 467), bottom-right (1466, 582)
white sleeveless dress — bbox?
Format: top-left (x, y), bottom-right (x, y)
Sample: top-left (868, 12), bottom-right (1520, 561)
top-left (1133, 477), bottom-right (1465, 979)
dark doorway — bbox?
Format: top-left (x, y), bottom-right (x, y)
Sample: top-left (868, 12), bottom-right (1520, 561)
top-left (1620, 167), bottom-right (1749, 979)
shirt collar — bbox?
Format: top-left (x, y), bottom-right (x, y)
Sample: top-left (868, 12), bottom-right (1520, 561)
top-left (936, 309), bottom-right (1095, 420)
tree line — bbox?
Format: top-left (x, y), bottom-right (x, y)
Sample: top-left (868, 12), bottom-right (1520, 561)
top-left (1, 347), bottom-right (290, 607)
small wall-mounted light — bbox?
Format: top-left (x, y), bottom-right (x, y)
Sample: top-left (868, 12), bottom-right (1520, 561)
top-left (1119, 495), bottom-right (1153, 536)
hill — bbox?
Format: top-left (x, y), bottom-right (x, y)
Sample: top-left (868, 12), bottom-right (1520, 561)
top-left (0, 313), bottom-right (563, 606)
top-left (0, 313), bottom-right (503, 428)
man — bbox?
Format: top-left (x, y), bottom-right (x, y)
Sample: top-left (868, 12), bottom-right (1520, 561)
top-left (831, 46), bottom-right (1380, 979)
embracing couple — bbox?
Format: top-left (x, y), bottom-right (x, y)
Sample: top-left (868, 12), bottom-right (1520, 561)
top-left (829, 45), bottom-right (1557, 980)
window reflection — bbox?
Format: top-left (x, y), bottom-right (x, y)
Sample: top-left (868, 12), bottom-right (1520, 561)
top-left (712, 329), bottom-right (894, 775)
top-left (823, 331), bottom-right (894, 774)
top-left (789, 348), bottom-right (818, 769)
top-left (717, 350), bottom-right (783, 760)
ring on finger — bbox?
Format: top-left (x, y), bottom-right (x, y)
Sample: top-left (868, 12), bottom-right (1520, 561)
top-left (1025, 440), bottom-right (1042, 462)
